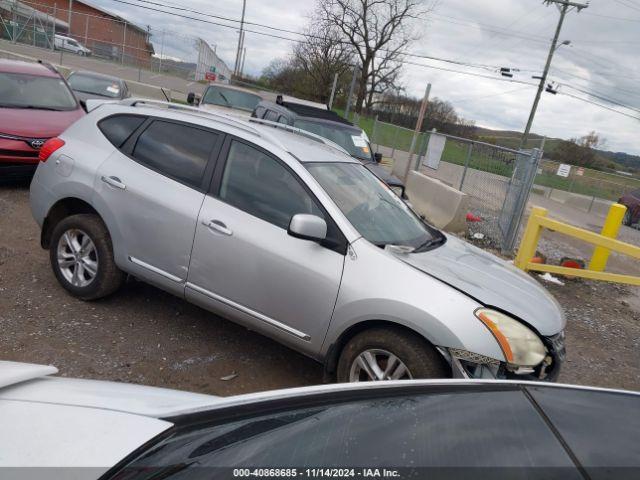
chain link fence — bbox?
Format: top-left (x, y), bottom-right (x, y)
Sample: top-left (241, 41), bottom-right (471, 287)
top-left (368, 120), bottom-right (540, 252)
top-left (0, 0), bottom-right (233, 95)
top-left (534, 159), bottom-right (640, 208)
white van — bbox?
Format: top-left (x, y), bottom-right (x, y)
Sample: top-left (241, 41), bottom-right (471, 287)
top-left (54, 34), bottom-right (91, 56)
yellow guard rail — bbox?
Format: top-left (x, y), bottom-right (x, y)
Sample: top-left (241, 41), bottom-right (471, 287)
top-left (514, 204), bottom-right (640, 286)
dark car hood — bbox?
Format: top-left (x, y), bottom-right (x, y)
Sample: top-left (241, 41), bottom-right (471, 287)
top-left (364, 162), bottom-right (404, 188)
top-left (0, 106), bottom-right (84, 138)
top-left (394, 234), bottom-right (565, 336)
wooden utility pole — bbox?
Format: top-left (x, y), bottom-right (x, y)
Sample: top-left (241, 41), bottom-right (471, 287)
top-left (403, 84), bottom-right (431, 183)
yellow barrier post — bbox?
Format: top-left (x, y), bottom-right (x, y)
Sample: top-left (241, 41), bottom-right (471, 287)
top-left (514, 207), bottom-right (547, 270)
top-left (588, 203), bottom-right (627, 272)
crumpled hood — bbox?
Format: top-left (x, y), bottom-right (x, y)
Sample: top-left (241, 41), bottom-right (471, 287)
top-left (395, 234), bottom-right (565, 336)
top-left (0, 106), bottom-right (84, 138)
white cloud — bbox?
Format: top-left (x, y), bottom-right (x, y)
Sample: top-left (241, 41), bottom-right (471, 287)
top-left (91, 0), bottom-right (640, 155)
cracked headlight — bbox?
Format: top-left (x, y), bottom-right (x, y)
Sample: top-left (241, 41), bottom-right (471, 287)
top-left (475, 308), bottom-right (546, 367)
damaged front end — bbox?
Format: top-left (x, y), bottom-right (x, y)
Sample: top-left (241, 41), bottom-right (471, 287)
top-left (441, 330), bottom-right (566, 382)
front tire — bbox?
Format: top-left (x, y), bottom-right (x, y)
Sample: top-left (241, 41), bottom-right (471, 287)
top-left (623, 209), bottom-right (632, 226)
top-left (336, 327), bottom-right (449, 382)
top-left (49, 214), bottom-right (125, 300)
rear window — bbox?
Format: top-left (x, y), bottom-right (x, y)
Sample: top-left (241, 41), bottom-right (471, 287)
top-left (98, 115), bottom-right (146, 148)
top-left (528, 386), bottom-right (640, 477)
top-left (0, 72), bottom-right (77, 110)
top-left (114, 389), bottom-right (580, 477)
top-left (131, 120), bottom-right (219, 189)
top-left (68, 74), bottom-right (122, 98)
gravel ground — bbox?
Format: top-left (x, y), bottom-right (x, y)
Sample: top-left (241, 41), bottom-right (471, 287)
top-left (1, 184), bottom-right (639, 395)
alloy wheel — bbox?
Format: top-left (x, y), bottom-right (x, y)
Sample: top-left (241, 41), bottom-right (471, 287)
top-left (349, 349), bottom-right (413, 382)
top-left (56, 229), bottom-right (99, 287)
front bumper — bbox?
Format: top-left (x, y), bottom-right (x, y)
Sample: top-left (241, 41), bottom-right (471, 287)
top-left (447, 330), bottom-right (566, 382)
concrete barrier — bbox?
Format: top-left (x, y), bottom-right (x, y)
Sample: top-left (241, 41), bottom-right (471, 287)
top-left (405, 171), bottom-right (470, 233)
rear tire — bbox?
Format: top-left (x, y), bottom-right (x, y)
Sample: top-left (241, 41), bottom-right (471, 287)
top-left (336, 327), bottom-right (449, 383)
top-left (49, 214), bottom-right (124, 300)
top-left (623, 209), bottom-right (632, 226)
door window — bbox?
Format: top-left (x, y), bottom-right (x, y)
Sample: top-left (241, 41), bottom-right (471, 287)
top-left (218, 140), bottom-right (322, 229)
top-left (132, 120), bottom-right (219, 189)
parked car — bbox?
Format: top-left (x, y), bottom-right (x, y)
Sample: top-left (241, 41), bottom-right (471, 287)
top-left (2, 360), bottom-right (639, 479)
top-left (0, 59), bottom-right (84, 180)
top-left (187, 83), bottom-right (273, 117)
top-left (30, 99), bottom-right (566, 383)
top-left (67, 70), bottom-right (130, 101)
top-left (253, 99), bottom-right (406, 196)
top-left (54, 34), bottom-right (91, 56)
top-left (619, 189), bottom-right (640, 226)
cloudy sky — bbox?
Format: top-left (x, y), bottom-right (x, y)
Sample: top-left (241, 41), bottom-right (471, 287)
top-left (93, 0), bottom-right (640, 155)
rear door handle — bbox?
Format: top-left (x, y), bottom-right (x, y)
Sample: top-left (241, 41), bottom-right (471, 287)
top-left (203, 219), bottom-right (233, 236)
top-left (101, 175), bottom-right (126, 190)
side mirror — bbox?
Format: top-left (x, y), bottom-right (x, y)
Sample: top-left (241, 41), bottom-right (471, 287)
top-left (373, 152), bottom-right (383, 163)
top-left (79, 99), bottom-right (87, 112)
top-left (288, 214), bottom-right (327, 242)
top-left (187, 92), bottom-right (196, 105)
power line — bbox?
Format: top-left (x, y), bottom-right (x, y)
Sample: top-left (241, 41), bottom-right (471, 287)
top-left (612, 0), bottom-right (640, 12)
top-left (561, 84), bottom-right (640, 115)
top-left (108, 0), bottom-right (520, 73)
top-left (561, 91), bottom-right (640, 121)
top-left (451, 86), bottom-right (533, 104)
top-left (583, 11), bottom-right (640, 22)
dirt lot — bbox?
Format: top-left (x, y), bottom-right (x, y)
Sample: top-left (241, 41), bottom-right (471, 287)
top-left (1, 184), bottom-right (639, 396)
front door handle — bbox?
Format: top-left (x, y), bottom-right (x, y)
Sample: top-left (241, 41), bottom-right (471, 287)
top-left (203, 219), bottom-right (233, 236)
top-left (101, 175), bottom-right (126, 190)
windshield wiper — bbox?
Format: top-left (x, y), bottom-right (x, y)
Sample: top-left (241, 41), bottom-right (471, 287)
top-left (218, 92), bottom-right (232, 107)
top-left (412, 235), bottom-right (445, 253)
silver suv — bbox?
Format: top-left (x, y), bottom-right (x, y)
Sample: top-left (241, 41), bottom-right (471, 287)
top-left (30, 100), bottom-right (566, 383)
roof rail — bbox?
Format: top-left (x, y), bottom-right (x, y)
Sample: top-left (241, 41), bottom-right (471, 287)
top-left (247, 117), bottom-right (350, 156)
top-left (118, 98), bottom-right (266, 138)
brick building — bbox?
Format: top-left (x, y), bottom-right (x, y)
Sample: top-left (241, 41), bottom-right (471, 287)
top-left (30, 0), bottom-right (153, 65)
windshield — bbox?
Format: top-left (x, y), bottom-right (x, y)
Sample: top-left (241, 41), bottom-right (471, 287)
top-left (201, 86), bottom-right (261, 111)
top-left (294, 119), bottom-right (372, 161)
top-left (0, 72), bottom-right (77, 110)
top-left (68, 74), bottom-right (122, 98)
top-left (307, 162), bottom-right (439, 249)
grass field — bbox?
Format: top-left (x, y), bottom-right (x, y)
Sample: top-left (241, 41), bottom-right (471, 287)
top-left (338, 109), bottom-right (640, 201)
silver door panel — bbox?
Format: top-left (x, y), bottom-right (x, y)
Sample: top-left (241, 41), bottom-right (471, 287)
top-left (187, 196), bottom-right (345, 357)
top-left (94, 151), bottom-right (205, 296)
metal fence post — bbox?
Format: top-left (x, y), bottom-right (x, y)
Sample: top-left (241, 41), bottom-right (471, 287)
top-left (390, 125), bottom-right (400, 158)
top-left (502, 148), bottom-right (542, 253)
top-left (371, 115), bottom-right (379, 153)
top-left (121, 21), bottom-right (127, 65)
top-left (51, 3), bottom-right (56, 51)
top-left (11, 0), bottom-right (17, 43)
top-left (459, 142), bottom-right (473, 190)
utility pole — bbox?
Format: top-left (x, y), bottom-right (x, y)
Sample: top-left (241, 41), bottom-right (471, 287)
top-left (328, 72), bottom-right (338, 109)
top-left (344, 65), bottom-right (359, 119)
top-left (519, 0), bottom-right (587, 150)
top-left (403, 83), bottom-right (431, 183)
top-left (234, 0), bottom-right (246, 76)
top-left (240, 47), bottom-right (246, 77)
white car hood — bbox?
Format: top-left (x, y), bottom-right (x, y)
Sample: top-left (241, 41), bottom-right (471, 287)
top-left (395, 234), bottom-right (566, 336)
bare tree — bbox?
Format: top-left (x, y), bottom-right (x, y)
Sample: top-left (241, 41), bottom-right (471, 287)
top-left (318, 0), bottom-right (431, 113)
top-left (293, 24), bottom-right (353, 103)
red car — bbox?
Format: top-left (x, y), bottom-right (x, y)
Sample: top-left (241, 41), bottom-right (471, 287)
top-left (619, 189), bottom-right (640, 226)
top-left (0, 59), bottom-right (84, 181)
